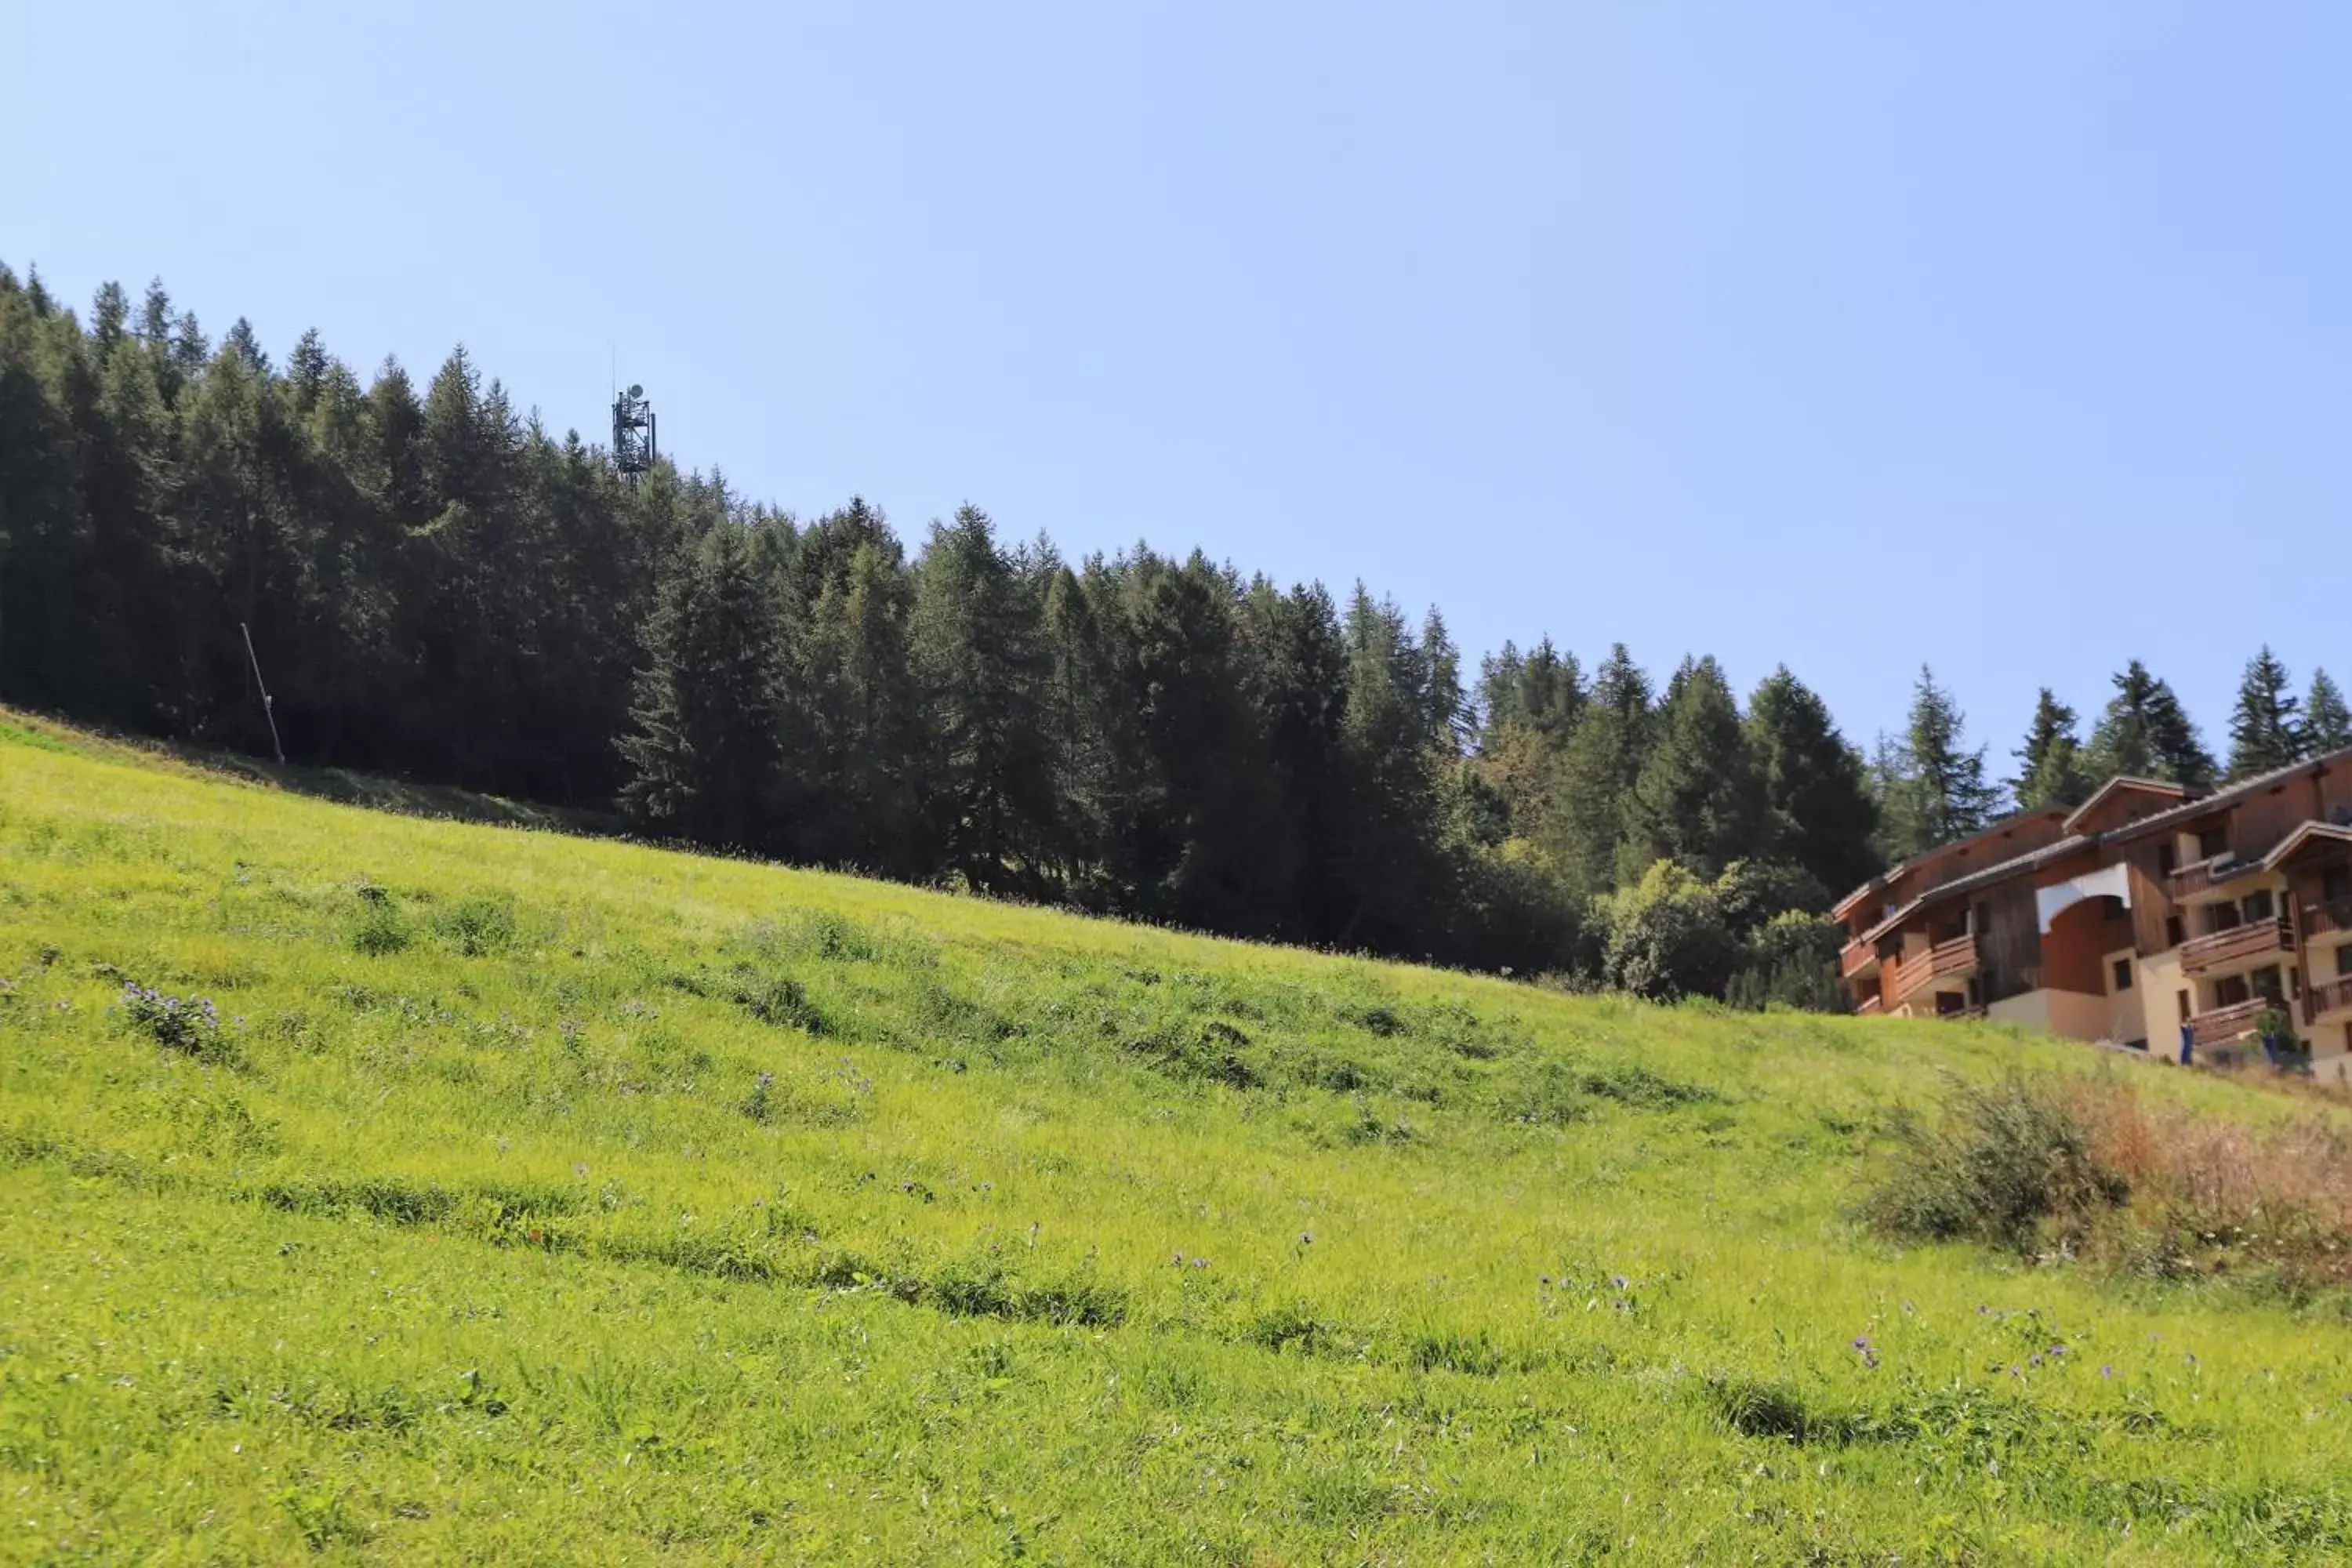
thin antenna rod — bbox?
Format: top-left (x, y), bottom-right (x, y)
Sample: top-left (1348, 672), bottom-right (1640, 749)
top-left (239, 622), bottom-right (285, 766)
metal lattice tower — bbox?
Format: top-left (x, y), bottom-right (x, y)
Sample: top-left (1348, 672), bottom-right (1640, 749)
top-left (612, 383), bottom-right (656, 484)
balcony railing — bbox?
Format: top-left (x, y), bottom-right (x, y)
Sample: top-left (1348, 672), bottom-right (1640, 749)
top-left (2170, 853), bottom-right (2263, 902)
top-left (1839, 938), bottom-right (1879, 980)
top-left (1854, 994), bottom-right (1882, 1017)
top-left (2303, 896), bottom-right (2352, 941)
top-left (1889, 933), bottom-right (1979, 1004)
top-left (2188, 996), bottom-right (2274, 1051)
top-left (2307, 977), bottom-right (2352, 1025)
top-left (2177, 916), bottom-right (2293, 977)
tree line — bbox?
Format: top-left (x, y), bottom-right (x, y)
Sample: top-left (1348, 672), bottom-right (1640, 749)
top-left (3, 264), bottom-right (2339, 1002)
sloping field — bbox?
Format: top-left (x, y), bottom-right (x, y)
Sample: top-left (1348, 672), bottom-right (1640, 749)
top-left (2, 713), bottom-right (2349, 1563)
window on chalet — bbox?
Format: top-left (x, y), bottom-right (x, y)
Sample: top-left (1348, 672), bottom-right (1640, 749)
top-left (2217, 975), bottom-right (2252, 1007)
top-left (2198, 827), bottom-right (2230, 859)
top-left (2336, 944), bottom-right (2352, 980)
top-left (2252, 965), bottom-right (2285, 1004)
top-left (2243, 888), bottom-right (2275, 924)
top-left (2158, 844), bottom-right (2178, 877)
top-left (2208, 903), bottom-right (2242, 935)
top-left (2165, 914), bottom-right (2185, 949)
top-left (2325, 865), bottom-right (2352, 904)
top-left (2111, 956), bottom-right (2134, 992)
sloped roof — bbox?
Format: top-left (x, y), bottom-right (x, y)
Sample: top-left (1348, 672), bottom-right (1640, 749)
top-left (2260, 820), bottom-right (2352, 872)
top-left (2102, 743), bottom-right (2352, 845)
top-left (1860, 833), bottom-right (2096, 944)
top-left (2061, 775), bottom-right (2187, 835)
top-left (1831, 806), bottom-right (2071, 921)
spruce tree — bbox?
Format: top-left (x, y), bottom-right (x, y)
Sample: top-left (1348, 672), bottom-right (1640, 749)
top-left (1747, 666), bottom-right (1880, 898)
top-left (1879, 666), bottom-right (1999, 858)
top-left (909, 505), bottom-right (1054, 895)
top-left (2083, 659), bottom-right (2216, 791)
top-left (618, 522), bottom-right (792, 850)
top-left (2226, 645), bottom-right (2303, 780)
top-left (1623, 655), bottom-right (1765, 881)
top-left (2010, 688), bottom-right (2090, 810)
top-left (2306, 668), bottom-right (2352, 756)
top-left (1541, 644), bottom-right (1651, 898)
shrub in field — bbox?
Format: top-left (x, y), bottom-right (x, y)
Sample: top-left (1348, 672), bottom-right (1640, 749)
top-left (434, 896), bottom-right (517, 956)
top-left (1865, 1073), bottom-right (2127, 1250)
top-left (731, 971), bottom-right (826, 1033)
top-left (117, 981), bottom-right (236, 1064)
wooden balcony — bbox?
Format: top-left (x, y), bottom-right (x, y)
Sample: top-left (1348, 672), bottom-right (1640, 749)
top-left (1888, 934), bottom-right (1979, 1004)
top-left (2187, 996), bottom-right (2273, 1051)
top-left (2303, 896), bottom-right (2352, 941)
top-left (1839, 938), bottom-right (1879, 980)
top-left (2177, 916), bottom-right (2292, 977)
top-left (2170, 854), bottom-right (2262, 902)
top-left (2307, 977), bottom-right (2352, 1025)
top-left (1854, 993), bottom-right (1882, 1017)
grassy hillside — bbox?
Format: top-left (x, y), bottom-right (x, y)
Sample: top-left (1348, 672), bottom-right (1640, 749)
top-left (3, 713), bottom-right (2350, 1563)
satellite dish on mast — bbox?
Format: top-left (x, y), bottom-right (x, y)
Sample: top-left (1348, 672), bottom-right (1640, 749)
top-left (612, 382), bottom-right (657, 485)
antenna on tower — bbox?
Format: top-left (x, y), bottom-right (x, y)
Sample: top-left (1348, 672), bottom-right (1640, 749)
top-left (612, 381), bottom-right (656, 485)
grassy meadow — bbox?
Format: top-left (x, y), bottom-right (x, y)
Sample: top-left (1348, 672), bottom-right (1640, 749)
top-left (4, 713), bottom-right (2352, 1563)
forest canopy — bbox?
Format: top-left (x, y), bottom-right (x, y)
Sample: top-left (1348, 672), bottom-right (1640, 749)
top-left (4, 264), bottom-right (2339, 1000)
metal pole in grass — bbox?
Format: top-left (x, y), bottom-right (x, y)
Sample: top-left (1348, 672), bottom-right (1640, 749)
top-left (239, 621), bottom-right (285, 766)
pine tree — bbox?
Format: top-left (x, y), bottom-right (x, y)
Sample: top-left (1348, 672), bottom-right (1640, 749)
top-left (1623, 655), bottom-right (1765, 881)
top-left (2305, 668), bottom-right (2352, 756)
top-left (1747, 666), bottom-right (1881, 898)
top-left (1878, 666), bottom-right (1999, 858)
top-left (2225, 646), bottom-right (2303, 780)
top-left (2083, 659), bottom-right (2216, 791)
top-left (909, 504), bottom-right (1054, 895)
top-left (1540, 644), bottom-right (1651, 898)
top-left (2010, 688), bottom-right (2091, 810)
top-left (617, 522), bottom-right (792, 849)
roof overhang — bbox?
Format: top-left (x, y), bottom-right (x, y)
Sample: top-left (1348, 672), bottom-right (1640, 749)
top-left (2261, 820), bottom-right (2352, 873)
top-left (2061, 775), bottom-right (2188, 835)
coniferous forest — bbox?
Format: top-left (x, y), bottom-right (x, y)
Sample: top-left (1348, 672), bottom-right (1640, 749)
top-left (4, 264), bottom-right (2345, 1001)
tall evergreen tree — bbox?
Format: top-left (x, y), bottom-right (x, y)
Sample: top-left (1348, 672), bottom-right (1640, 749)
top-left (2226, 645), bottom-right (2303, 779)
top-left (2082, 659), bottom-right (2216, 790)
top-left (2010, 688), bottom-right (2091, 810)
top-left (1623, 655), bottom-right (1765, 881)
top-left (618, 521), bottom-right (792, 849)
top-left (1747, 666), bottom-right (1880, 899)
top-left (2306, 668), bottom-right (2352, 756)
top-left (1878, 666), bottom-right (1999, 858)
top-left (1541, 644), bottom-right (1652, 898)
top-left (909, 505), bottom-right (1054, 895)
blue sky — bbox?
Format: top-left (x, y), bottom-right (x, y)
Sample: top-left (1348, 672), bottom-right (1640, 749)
top-left (6, 2), bottom-right (2347, 766)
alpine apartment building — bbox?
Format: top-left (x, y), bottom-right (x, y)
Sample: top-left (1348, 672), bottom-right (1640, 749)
top-left (1836, 745), bottom-right (2352, 1074)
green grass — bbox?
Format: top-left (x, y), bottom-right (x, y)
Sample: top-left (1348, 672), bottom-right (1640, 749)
top-left (4, 715), bottom-right (2351, 1563)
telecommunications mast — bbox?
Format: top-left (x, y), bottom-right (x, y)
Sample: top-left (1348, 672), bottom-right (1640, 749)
top-left (612, 383), bottom-right (657, 485)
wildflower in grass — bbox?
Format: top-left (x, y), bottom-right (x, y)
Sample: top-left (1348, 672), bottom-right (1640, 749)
top-left (2101, 1365), bottom-right (2114, 1381)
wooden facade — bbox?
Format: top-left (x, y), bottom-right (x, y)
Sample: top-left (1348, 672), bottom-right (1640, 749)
top-left (1838, 749), bottom-right (2352, 1067)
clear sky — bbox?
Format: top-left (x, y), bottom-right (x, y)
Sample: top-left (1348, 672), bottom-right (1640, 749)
top-left (7, 2), bottom-right (2347, 765)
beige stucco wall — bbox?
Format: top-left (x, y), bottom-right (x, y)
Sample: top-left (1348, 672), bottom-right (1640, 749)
top-left (2137, 948), bottom-right (2187, 1054)
top-left (1986, 989), bottom-right (2052, 1033)
top-left (2100, 946), bottom-right (2145, 1044)
top-left (1987, 988), bottom-right (2111, 1043)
